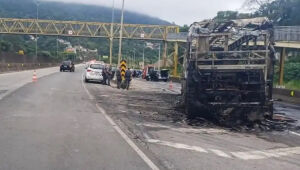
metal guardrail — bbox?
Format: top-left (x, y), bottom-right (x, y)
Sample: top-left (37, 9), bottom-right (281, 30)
top-left (0, 63), bottom-right (59, 73)
top-left (274, 26), bottom-right (300, 42)
top-left (167, 32), bottom-right (188, 42)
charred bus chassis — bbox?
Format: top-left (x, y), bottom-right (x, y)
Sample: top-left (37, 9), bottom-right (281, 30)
top-left (182, 18), bottom-right (275, 122)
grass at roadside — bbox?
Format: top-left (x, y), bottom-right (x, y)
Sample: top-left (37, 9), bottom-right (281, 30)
top-left (284, 80), bottom-right (300, 90)
top-left (274, 80), bottom-right (300, 91)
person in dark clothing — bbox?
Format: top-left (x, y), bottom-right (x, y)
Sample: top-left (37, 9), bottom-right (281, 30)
top-left (107, 66), bottom-right (112, 86)
top-left (133, 70), bottom-right (137, 78)
top-left (102, 67), bottom-right (107, 85)
top-left (125, 68), bottom-right (132, 90)
top-left (116, 67), bottom-right (122, 89)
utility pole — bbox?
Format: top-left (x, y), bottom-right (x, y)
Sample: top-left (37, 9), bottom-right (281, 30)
top-left (118, 0), bottom-right (125, 67)
top-left (56, 36), bottom-right (58, 59)
top-left (143, 43), bottom-right (145, 69)
top-left (158, 44), bottom-right (161, 71)
top-left (35, 1), bottom-right (39, 64)
top-left (109, 0), bottom-right (115, 65)
top-left (133, 48), bottom-right (136, 68)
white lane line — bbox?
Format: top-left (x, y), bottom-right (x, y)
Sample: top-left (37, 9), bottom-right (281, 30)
top-left (210, 149), bottom-right (232, 158)
top-left (81, 74), bottom-right (94, 100)
top-left (146, 139), bottom-right (208, 153)
top-left (290, 131), bottom-right (300, 137)
top-left (82, 76), bottom-right (160, 170)
top-left (146, 138), bottom-right (300, 160)
top-left (231, 147), bottom-right (300, 160)
top-left (138, 123), bottom-right (228, 134)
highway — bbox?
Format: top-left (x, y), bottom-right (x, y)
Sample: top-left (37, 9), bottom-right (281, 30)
top-left (0, 66), bottom-right (300, 170)
top-left (0, 66), bottom-right (154, 170)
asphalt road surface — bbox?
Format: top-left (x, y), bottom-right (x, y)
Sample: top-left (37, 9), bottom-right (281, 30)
top-left (0, 66), bottom-right (300, 170)
top-left (0, 66), bottom-right (155, 170)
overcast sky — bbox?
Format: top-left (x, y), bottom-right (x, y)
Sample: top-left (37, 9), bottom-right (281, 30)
top-left (44, 0), bottom-right (245, 25)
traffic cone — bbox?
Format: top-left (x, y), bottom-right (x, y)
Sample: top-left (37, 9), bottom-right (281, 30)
top-left (32, 70), bottom-right (37, 82)
top-left (169, 80), bottom-right (173, 90)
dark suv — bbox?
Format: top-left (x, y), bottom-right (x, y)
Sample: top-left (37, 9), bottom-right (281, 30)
top-left (60, 61), bottom-right (75, 72)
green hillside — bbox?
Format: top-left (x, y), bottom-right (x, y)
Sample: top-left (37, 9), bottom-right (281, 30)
top-left (0, 0), bottom-right (170, 25)
top-left (0, 0), bottom-right (171, 64)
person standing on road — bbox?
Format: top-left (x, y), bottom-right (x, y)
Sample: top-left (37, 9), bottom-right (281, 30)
top-left (102, 67), bottom-right (107, 85)
top-left (107, 65), bottom-right (112, 86)
top-left (125, 68), bottom-right (132, 90)
top-left (116, 67), bottom-right (122, 89)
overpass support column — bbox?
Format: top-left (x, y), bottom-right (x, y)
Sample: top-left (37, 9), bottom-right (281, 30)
top-left (173, 42), bottom-right (178, 77)
top-left (109, 38), bottom-right (113, 65)
top-left (163, 41), bottom-right (168, 68)
top-left (279, 47), bottom-right (286, 86)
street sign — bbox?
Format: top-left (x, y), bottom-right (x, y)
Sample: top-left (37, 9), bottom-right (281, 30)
top-left (68, 30), bottom-right (73, 35)
top-left (103, 56), bottom-right (108, 59)
top-left (120, 60), bottom-right (127, 80)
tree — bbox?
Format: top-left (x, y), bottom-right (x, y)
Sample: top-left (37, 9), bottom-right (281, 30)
top-left (242, 0), bottom-right (274, 11)
top-left (0, 41), bottom-right (12, 52)
top-left (214, 11), bottom-right (238, 22)
top-left (253, 0), bottom-right (300, 26)
top-left (180, 25), bottom-right (189, 32)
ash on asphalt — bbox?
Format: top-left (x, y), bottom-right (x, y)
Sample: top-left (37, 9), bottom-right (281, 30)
top-left (91, 80), bottom-right (300, 135)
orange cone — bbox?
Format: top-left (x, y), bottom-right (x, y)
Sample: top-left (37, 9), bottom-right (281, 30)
top-left (32, 70), bottom-right (37, 82)
top-left (169, 80), bottom-right (173, 90)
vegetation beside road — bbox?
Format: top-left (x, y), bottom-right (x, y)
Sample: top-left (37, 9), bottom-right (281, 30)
top-left (0, 0), bottom-right (172, 65)
top-left (214, 0), bottom-right (300, 90)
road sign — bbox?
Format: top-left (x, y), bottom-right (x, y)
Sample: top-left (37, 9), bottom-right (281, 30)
top-left (120, 60), bottom-right (127, 80)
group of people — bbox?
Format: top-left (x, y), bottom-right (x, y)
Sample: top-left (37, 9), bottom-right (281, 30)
top-left (115, 67), bottom-right (132, 90)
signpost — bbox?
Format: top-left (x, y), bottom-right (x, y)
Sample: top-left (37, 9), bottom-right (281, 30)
top-left (120, 59), bottom-right (127, 80)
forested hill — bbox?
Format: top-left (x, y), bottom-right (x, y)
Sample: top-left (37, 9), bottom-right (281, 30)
top-left (0, 0), bottom-right (170, 25)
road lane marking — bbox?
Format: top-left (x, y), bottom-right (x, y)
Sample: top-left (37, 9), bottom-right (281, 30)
top-left (290, 131), bottom-right (300, 137)
top-left (146, 138), bottom-right (300, 160)
top-left (210, 149), bottom-right (232, 158)
top-left (146, 139), bottom-right (208, 153)
top-left (82, 76), bottom-right (160, 170)
top-left (138, 123), bottom-right (228, 134)
top-left (231, 147), bottom-right (300, 160)
top-left (81, 74), bottom-right (95, 100)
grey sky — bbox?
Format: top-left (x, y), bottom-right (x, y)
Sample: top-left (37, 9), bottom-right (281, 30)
top-left (44, 0), bottom-right (245, 25)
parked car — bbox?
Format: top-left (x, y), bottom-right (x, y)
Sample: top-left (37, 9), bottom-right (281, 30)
top-left (60, 61), bottom-right (75, 72)
top-left (146, 69), bottom-right (169, 82)
top-left (84, 63), bottom-right (105, 83)
top-left (158, 69), bottom-right (169, 82)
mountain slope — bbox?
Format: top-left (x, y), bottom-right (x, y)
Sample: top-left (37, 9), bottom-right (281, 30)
top-left (0, 0), bottom-right (170, 25)
top-left (0, 0), bottom-right (172, 64)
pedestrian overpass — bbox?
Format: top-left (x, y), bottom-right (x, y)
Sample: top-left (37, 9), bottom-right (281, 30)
top-left (0, 18), bottom-right (300, 81)
top-left (0, 18), bottom-right (180, 75)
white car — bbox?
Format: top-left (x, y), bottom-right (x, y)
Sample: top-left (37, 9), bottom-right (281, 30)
top-left (84, 63), bottom-right (105, 83)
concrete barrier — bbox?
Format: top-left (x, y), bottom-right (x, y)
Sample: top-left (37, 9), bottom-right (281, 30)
top-left (170, 76), bottom-right (299, 104)
top-left (170, 76), bottom-right (181, 83)
top-left (0, 63), bottom-right (59, 73)
top-left (273, 88), bottom-right (299, 98)
top-left (273, 88), bottom-right (300, 105)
